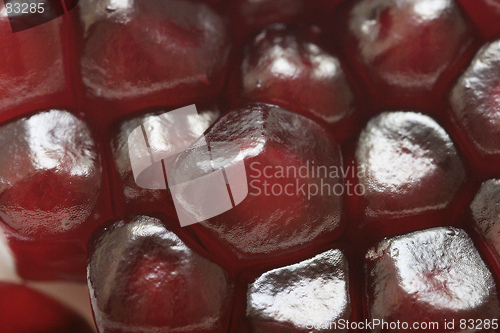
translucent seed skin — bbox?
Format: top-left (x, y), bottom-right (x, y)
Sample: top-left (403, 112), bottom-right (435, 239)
top-left (471, 179), bottom-right (500, 276)
top-left (230, 24), bottom-right (355, 127)
top-left (110, 106), bottom-right (220, 219)
top-left (79, 0), bottom-right (231, 121)
top-left (178, 104), bottom-right (344, 269)
top-left (0, 6), bottom-right (71, 123)
top-left (450, 40), bottom-right (500, 169)
top-left (333, 0), bottom-right (477, 109)
top-left (366, 227), bottom-right (500, 333)
top-left (88, 215), bottom-right (234, 333)
top-left (0, 110), bottom-right (105, 281)
top-left (351, 111), bottom-right (465, 242)
top-left (246, 249), bottom-right (351, 332)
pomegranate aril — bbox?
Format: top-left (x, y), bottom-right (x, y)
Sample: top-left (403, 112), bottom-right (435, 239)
top-left (239, 249), bottom-right (351, 332)
top-left (0, 110), bottom-right (108, 281)
top-left (173, 104), bottom-right (344, 270)
top-left (350, 111), bottom-right (465, 244)
top-left (79, 0), bottom-right (231, 124)
top-left (449, 39), bottom-right (500, 171)
top-left (471, 179), bottom-right (500, 275)
top-left (88, 215), bottom-right (234, 333)
top-left (110, 105), bottom-right (220, 220)
top-left (0, 282), bottom-right (93, 333)
top-left (229, 24), bottom-right (356, 133)
top-left (366, 227), bottom-right (500, 332)
top-left (0, 6), bottom-right (73, 122)
top-left (333, 0), bottom-right (477, 109)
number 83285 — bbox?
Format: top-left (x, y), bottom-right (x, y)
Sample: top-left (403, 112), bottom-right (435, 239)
top-left (5, 2), bottom-right (45, 14)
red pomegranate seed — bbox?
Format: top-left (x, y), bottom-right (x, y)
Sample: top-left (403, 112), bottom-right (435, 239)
top-left (238, 249), bottom-right (351, 332)
top-left (366, 227), bottom-right (500, 332)
top-left (110, 106), bottom-right (220, 219)
top-left (79, 0), bottom-right (231, 123)
top-left (229, 24), bottom-right (356, 131)
top-left (471, 179), bottom-right (500, 275)
top-left (449, 39), bottom-right (500, 171)
top-left (0, 6), bottom-right (74, 123)
top-left (88, 215), bottom-right (234, 333)
top-left (171, 104), bottom-right (344, 270)
top-left (0, 110), bottom-right (109, 280)
top-left (332, 0), bottom-right (477, 109)
top-left (349, 111), bottom-right (465, 244)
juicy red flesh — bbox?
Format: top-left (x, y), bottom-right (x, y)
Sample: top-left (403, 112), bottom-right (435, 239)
top-left (0, 282), bottom-right (93, 333)
top-left (88, 215), bottom-right (234, 333)
top-left (0, 1), bottom-right (500, 332)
